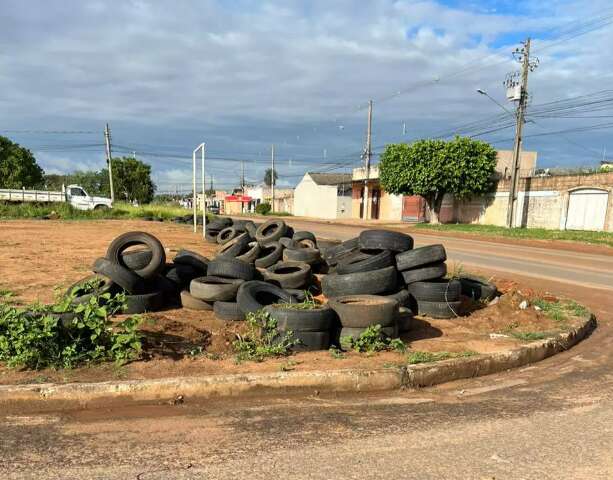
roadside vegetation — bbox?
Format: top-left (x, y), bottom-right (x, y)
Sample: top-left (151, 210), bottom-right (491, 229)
top-left (406, 350), bottom-right (477, 364)
top-left (233, 310), bottom-right (296, 363)
top-left (340, 325), bottom-right (406, 353)
top-left (0, 201), bottom-right (196, 221)
top-left (0, 288), bottom-right (143, 370)
top-left (412, 223), bottom-right (613, 247)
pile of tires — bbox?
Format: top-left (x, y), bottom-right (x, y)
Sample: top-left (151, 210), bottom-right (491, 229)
top-left (68, 231), bottom-right (209, 314)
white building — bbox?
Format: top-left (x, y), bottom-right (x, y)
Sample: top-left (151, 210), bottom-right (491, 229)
top-left (294, 172), bottom-right (352, 219)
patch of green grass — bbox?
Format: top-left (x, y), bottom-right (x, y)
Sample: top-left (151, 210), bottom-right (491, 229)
top-left (533, 299), bottom-right (567, 323)
top-left (0, 201), bottom-right (212, 222)
top-left (565, 300), bottom-right (589, 317)
top-left (276, 292), bottom-right (322, 310)
top-left (509, 331), bottom-right (550, 341)
top-left (406, 350), bottom-right (477, 364)
top-left (340, 325), bottom-right (407, 353)
top-left (329, 347), bottom-right (345, 359)
top-left (412, 223), bottom-right (613, 247)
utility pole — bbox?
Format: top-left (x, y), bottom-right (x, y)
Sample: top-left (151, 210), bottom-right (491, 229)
top-left (104, 123), bottom-right (115, 203)
top-left (240, 160), bottom-right (245, 213)
top-left (362, 99), bottom-right (373, 219)
top-left (271, 144), bottom-right (275, 211)
top-left (505, 38), bottom-right (537, 228)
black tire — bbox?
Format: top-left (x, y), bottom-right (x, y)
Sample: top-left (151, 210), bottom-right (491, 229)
top-left (93, 257), bottom-right (144, 294)
top-left (205, 230), bottom-right (220, 243)
top-left (190, 276), bottom-right (245, 302)
top-left (254, 242), bottom-right (283, 268)
top-left (407, 279), bottom-right (461, 302)
top-left (231, 219), bottom-right (252, 232)
top-left (401, 262), bottom-right (447, 284)
top-left (285, 331), bottom-right (330, 351)
top-left (173, 249), bottom-right (209, 272)
top-left (459, 276), bottom-right (497, 301)
top-left (279, 237), bottom-right (298, 249)
top-left (336, 249), bottom-right (394, 274)
top-left (217, 227), bottom-right (240, 245)
top-left (359, 230), bottom-right (414, 252)
top-left (385, 289), bottom-right (410, 307)
top-left (292, 231), bottom-right (316, 243)
top-left (398, 307), bottom-right (414, 332)
top-left (283, 288), bottom-right (308, 301)
top-left (180, 290), bottom-right (214, 311)
top-left (283, 247), bottom-right (321, 264)
top-left (395, 244), bottom-right (447, 272)
top-left (164, 264), bottom-right (201, 288)
top-left (121, 250), bottom-right (153, 271)
top-left (263, 262), bottom-right (311, 289)
top-left (339, 326), bottom-right (397, 349)
top-left (328, 294), bottom-right (398, 328)
top-left (208, 217), bottom-right (232, 230)
top-left (264, 304), bottom-right (337, 332)
top-left (244, 222), bottom-right (259, 238)
top-left (123, 290), bottom-right (167, 314)
top-left (321, 265), bottom-right (397, 298)
top-left (214, 301), bottom-right (245, 321)
top-left (322, 237), bottom-right (359, 266)
top-left (416, 299), bottom-right (462, 319)
top-left (296, 239), bottom-right (317, 249)
top-left (207, 258), bottom-right (255, 281)
top-left (235, 241), bottom-right (261, 264)
top-left (106, 231), bottom-right (165, 279)
top-left (217, 233), bottom-right (251, 258)
top-left (284, 226), bottom-right (295, 238)
top-left (255, 219), bottom-right (287, 245)
top-left (66, 274), bottom-right (118, 304)
top-left (236, 281), bottom-right (296, 314)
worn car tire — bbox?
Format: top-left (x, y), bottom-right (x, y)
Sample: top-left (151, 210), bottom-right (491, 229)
top-left (401, 262), bottom-right (447, 285)
top-left (283, 247), bottom-right (321, 265)
top-left (459, 276), bottom-right (497, 301)
top-left (407, 279), bottom-right (461, 302)
top-left (173, 249), bottom-right (209, 272)
top-left (93, 257), bottom-right (144, 294)
top-left (205, 230), bottom-right (221, 243)
top-left (207, 258), bottom-right (255, 281)
top-left (255, 219), bottom-right (287, 245)
top-left (385, 289), bottom-right (410, 307)
top-left (164, 264), bottom-right (201, 288)
top-left (122, 290), bottom-right (167, 314)
top-left (254, 242), bottom-right (284, 268)
top-left (264, 304), bottom-right (336, 332)
top-left (396, 244), bottom-right (447, 272)
top-left (336, 249), bottom-right (394, 274)
top-left (339, 326), bottom-right (398, 349)
top-left (244, 221), bottom-right (259, 238)
top-left (214, 301), bottom-right (245, 321)
top-left (328, 294), bottom-right (399, 328)
top-left (322, 237), bottom-right (359, 266)
top-left (279, 237), bottom-right (299, 249)
top-left (416, 299), bottom-right (462, 319)
top-left (359, 230), bottom-right (413, 252)
top-left (235, 241), bottom-right (261, 264)
top-left (66, 274), bottom-right (118, 304)
top-left (292, 231), bottom-right (316, 244)
top-left (321, 266), bottom-right (397, 298)
top-left (263, 262), bottom-right (311, 289)
top-left (190, 276), bottom-right (245, 302)
top-left (286, 331), bottom-right (330, 351)
top-left (121, 250), bottom-right (153, 271)
top-left (217, 227), bottom-right (240, 245)
top-left (236, 281), bottom-right (296, 314)
top-left (398, 306), bottom-right (414, 332)
top-left (180, 290), bottom-right (214, 311)
top-left (217, 233), bottom-right (251, 258)
top-left (106, 231), bottom-right (166, 279)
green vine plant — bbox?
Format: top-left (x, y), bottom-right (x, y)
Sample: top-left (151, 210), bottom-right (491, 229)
top-left (233, 310), bottom-right (296, 363)
top-left (340, 325), bottom-right (406, 353)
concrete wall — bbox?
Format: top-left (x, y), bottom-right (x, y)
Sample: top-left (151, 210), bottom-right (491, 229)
top-left (337, 192), bottom-right (352, 218)
top-left (294, 174), bottom-right (341, 219)
top-left (444, 172), bottom-right (613, 231)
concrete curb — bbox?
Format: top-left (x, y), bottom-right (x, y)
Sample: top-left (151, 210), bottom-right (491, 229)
top-left (0, 314), bottom-right (595, 411)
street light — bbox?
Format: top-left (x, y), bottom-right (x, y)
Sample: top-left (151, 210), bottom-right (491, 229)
top-left (192, 142), bottom-right (206, 238)
top-left (476, 88), bottom-right (515, 118)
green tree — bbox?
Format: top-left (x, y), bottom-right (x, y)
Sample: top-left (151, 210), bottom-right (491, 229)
top-left (109, 157), bottom-right (156, 204)
top-left (0, 136), bottom-right (44, 188)
top-left (379, 136), bottom-right (497, 224)
top-left (264, 168), bottom-right (278, 187)
top-left (44, 170), bottom-right (109, 196)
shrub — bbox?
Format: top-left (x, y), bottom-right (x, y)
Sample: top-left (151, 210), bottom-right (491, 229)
top-left (255, 202), bottom-right (272, 215)
top-left (341, 325), bottom-right (406, 353)
top-left (233, 310), bottom-right (295, 362)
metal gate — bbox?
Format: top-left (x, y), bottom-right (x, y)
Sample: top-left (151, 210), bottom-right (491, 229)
top-left (566, 188), bottom-right (608, 231)
top-left (402, 195), bottom-right (426, 222)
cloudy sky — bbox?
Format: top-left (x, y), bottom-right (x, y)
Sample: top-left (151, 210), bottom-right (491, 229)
top-left (2, 0), bottom-right (612, 192)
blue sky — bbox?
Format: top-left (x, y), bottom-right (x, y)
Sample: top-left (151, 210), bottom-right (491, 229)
top-left (1, 0), bottom-right (612, 192)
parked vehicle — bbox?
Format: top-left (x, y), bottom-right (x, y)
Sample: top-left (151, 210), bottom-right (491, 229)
top-left (0, 184), bottom-right (113, 210)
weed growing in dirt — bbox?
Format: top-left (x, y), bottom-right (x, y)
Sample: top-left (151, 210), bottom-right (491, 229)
top-left (329, 347), bottom-right (345, 359)
top-left (277, 292), bottom-right (322, 310)
top-left (406, 350), bottom-right (477, 364)
top-left (533, 299), bottom-right (567, 323)
top-left (279, 360), bottom-right (298, 372)
top-left (233, 310), bottom-right (296, 363)
top-left (0, 290), bottom-right (143, 370)
top-left (509, 331), bottom-right (550, 341)
top-left (565, 300), bottom-right (589, 317)
top-left (341, 325), bottom-right (407, 354)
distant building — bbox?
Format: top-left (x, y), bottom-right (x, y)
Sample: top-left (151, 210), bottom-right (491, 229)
top-left (244, 183), bottom-right (294, 214)
top-left (294, 172), bottom-right (352, 219)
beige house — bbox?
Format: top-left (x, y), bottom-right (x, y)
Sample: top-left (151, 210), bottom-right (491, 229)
top-left (294, 173), bottom-right (352, 219)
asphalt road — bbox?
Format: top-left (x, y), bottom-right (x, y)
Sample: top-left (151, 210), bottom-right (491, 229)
top-left (2, 220), bottom-right (613, 479)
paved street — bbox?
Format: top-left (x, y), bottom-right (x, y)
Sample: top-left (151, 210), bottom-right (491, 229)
top-left (2, 221), bottom-right (612, 479)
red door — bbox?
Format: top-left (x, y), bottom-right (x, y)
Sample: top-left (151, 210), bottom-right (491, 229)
top-left (402, 195), bottom-right (425, 222)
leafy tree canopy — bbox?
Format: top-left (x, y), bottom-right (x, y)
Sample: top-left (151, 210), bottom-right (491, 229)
top-left (110, 156), bottom-right (156, 204)
top-left (0, 136), bottom-right (44, 188)
top-left (379, 136), bottom-right (497, 223)
top-left (264, 168), bottom-right (278, 187)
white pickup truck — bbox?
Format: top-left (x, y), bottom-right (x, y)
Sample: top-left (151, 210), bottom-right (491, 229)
top-left (0, 184), bottom-right (113, 211)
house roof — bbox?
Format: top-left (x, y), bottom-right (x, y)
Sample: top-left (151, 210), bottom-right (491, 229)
top-left (308, 172), bottom-right (352, 186)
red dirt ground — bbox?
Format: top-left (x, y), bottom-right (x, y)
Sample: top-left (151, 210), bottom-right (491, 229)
top-left (0, 219), bottom-right (584, 385)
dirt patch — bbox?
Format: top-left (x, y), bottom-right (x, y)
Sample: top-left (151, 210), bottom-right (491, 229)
top-left (0, 219), bottom-right (587, 386)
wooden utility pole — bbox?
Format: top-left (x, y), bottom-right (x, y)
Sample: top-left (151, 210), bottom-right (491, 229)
top-left (104, 123), bottom-right (115, 203)
top-left (362, 100), bottom-right (373, 219)
top-left (271, 144), bottom-right (275, 211)
top-left (507, 38), bottom-right (531, 228)
top-left (241, 160), bottom-right (245, 213)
